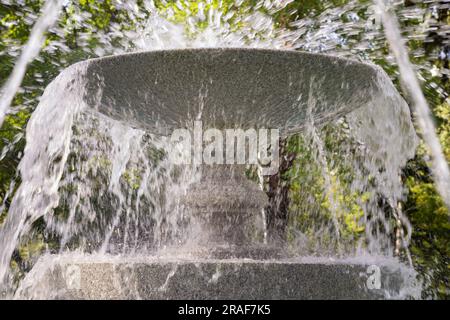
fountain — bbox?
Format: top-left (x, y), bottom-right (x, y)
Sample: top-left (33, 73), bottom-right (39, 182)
top-left (7, 48), bottom-right (420, 299)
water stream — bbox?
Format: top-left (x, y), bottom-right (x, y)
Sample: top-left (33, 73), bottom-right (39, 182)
top-left (0, 0), bottom-right (63, 127)
top-left (375, 0), bottom-right (450, 210)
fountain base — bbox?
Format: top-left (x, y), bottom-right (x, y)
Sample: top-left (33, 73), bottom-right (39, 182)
top-left (17, 255), bottom-right (419, 299)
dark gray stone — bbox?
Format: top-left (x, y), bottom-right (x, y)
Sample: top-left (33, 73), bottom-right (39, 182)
top-left (18, 256), bottom-right (418, 300)
top-left (181, 165), bottom-right (268, 248)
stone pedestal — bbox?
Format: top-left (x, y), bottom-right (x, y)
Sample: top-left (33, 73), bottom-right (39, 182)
top-left (181, 164), bottom-right (274, 258)
top-left (183, 165), bottom-right (266, 245)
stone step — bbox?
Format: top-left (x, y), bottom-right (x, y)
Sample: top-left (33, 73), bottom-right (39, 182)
top-left (17, 255), bottom-right (420, 299)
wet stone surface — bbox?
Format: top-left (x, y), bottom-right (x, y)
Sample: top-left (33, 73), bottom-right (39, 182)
top-left (20, 258), bottom-right (409, 299)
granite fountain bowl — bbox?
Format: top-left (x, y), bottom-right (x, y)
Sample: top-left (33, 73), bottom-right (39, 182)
top-left (75, 48), bottom-right (383, 135)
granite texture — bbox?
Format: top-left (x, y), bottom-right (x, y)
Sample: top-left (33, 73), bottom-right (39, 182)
top-left (72, 48), bottom-right (383, 135)
top-left (19, 258), bottom-right (413, 300)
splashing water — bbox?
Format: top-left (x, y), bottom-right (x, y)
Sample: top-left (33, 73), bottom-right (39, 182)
top-left (0, 62), bottom-right (88, 290)
top-left (1, 0), bottom-right (445, 298)
top-left (285, 69), bottom-right (417, 257)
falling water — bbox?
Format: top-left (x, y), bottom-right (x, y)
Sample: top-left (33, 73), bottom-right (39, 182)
top-left (375, 0), bottom-right (450, 211)
top-left (0, 62), bottom-right (88, 291)
top-left (0, 0), bottom-right (63, 127)
top-left (285, 68), bottom-right (417, 257)
top-left (304, 91), bottom-right (342, 251)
